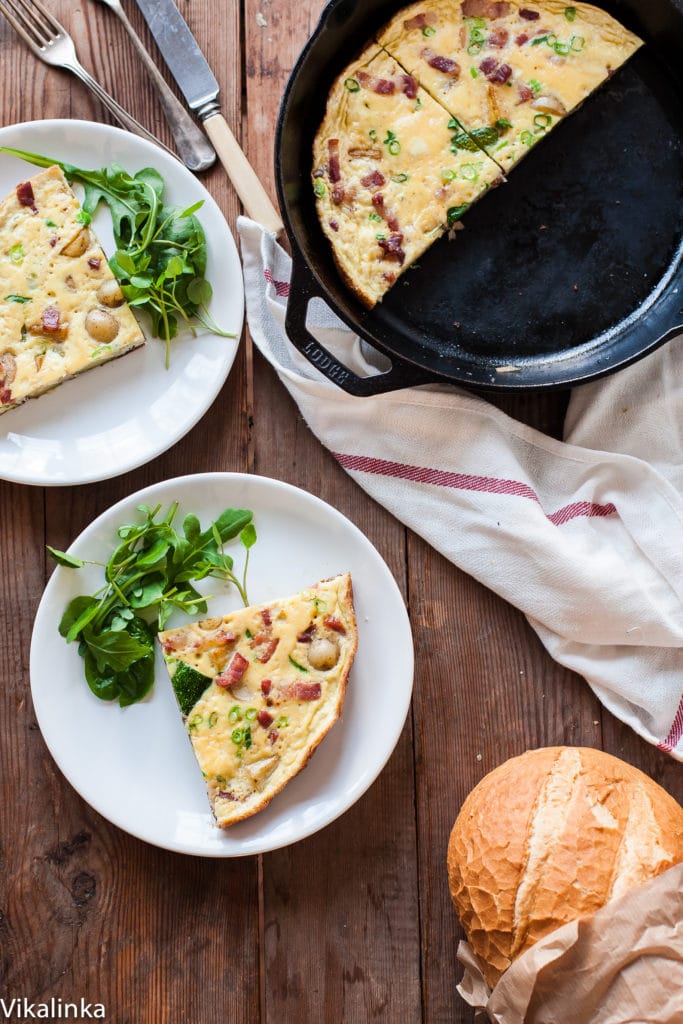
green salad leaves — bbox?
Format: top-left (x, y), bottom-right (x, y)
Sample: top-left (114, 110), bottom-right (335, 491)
top-left (48, 502), bottom-right (257, 707)
top-left (0, 146), bottom-right (234, 366)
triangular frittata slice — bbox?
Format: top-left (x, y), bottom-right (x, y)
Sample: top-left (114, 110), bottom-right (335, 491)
top-left (312, 43), bottom-right (504, 306)
top-left (0, 164), bottom-right (144, 413)
top-left (377, 0), bottom-right (642, 173)
top-left (158, 573), bottom-right (358, 828)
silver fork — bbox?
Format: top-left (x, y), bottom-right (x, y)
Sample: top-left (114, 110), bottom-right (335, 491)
top-left (0, 0), bottom-right (177, 159)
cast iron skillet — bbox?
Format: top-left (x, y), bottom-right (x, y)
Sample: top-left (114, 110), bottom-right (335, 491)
top-left (274, 0), bottom-right (683, 395)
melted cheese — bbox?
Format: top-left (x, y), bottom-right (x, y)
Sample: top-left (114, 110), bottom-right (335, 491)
top-left (0, 165), bottom-right (144, 413)
top-left (159, 572), bottom-right (358, 828)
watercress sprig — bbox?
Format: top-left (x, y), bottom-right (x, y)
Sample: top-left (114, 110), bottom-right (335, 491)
top-left (0, 146), bottom-right (235, 367)
top-left (48, 502), bottom-right (257, 707)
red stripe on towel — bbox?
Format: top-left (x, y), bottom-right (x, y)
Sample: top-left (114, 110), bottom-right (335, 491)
top-left (658, 697), bottom-right (683, 753)
top-left (264, 268), bottom-right (290, 297)
top-left (333, 453), bottom-right (617, 525)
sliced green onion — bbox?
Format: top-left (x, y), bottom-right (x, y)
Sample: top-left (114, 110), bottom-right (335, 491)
top-left (470, 67), bottom-right (478, 78)
top-left (533, 113), bottom-right (553, 131)
top-left (553, 41), bottom-right (571, 54)
top-left (375, 233), bottom-right (387, 241)
top-left (344, 77), bottom-right (360, 92)
top-left (447, 204), bottom-right (468, 226)
top-left (44, 219), bottom-right (57, 228)
top-left (520, 129), bottom-right (535, 146)
top-left (289, 655), bottom-right (308, 673)
top-left (470, 27), bottom-right (485, 43)
top-left (9, 243), bottom-right (24, 264)
top-left (208, 711), bottom-right (219, 728)
top-left (467, 41), bottom-right (484, 55)
top-left (368, 211), bottom-right (382, 222)
top-left (545, 32), bottom-right (558, 46)
top-left (531, 34), bottom-right (548, 45)
top-left (276, 715), bottom-right (289, 728)
top-left (460, 164), bottom-right (479, 181)
top-left (447, 117), bottom-right (459, 130)
top-left (5, 294), bottom-right (31, 303)
top-left (313, 179), bottom-right (326, 198)
top-left (570, 34), bottom-right (585, 50)
top-left (564, 5), bottom-right (577, 20)
top-left (188, 714), bottom-right (203, 731)
top-left (391, 172), bottom-right (409, 183)
top-left (528, 78), bottom-right (543, 94)
top-left (441, 168), bottom-right (457, 182)
top-left (495, 118), bottom-right (512, 130)
top-left (228, 705), bottom-right (242, 723)
top-left (245, 627), bottom-right (253, 639)
top-left (368, 128), bottom-right (378, 141)
top-left (245, 707), bottom-right (257, 721)
top-left (231, 727), bottom-right (245, 745)
top-left (384, 130), bottom-right (401, 155)
top-left (422, 24), bottom-right (436, 36)
top-left (414, 97), bottom-right (423, 110)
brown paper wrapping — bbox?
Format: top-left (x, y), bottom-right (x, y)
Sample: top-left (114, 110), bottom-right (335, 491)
top-left (456, 862), bottom-right (683, 1023)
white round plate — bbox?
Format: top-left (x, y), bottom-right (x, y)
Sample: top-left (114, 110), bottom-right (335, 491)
top-left (30, 473), bottom-right (414, 856)
top-left (0, 120), bottom-right (243, 485)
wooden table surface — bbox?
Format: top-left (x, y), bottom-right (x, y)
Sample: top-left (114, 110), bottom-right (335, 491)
top-left (1, 1), bottom-right (681, 1021)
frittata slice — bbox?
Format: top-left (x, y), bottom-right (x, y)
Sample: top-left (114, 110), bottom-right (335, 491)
top-left (312, 44), bottom-right (504, 306)
top-left (158, 573), bottom-right (358, 828)
top-left (0, 164), bottom-right (144, 414)
top-left (377, 0), bottom-right (642, 174)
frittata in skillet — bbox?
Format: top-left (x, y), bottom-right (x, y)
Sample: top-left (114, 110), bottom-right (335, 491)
top-left (0, 165), bottom-right (144, 414)
top-left (377, 0), bottom-right (642, 173)
top-left (159, 573), bottom-right (358, 828)
top-left (313, 2), bottom-right (642, 304)
top-left (313, 44), bottom-right (504, 307)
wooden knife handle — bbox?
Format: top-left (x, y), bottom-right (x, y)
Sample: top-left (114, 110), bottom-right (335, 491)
top-left (203, 112), bottom-right (284, 235)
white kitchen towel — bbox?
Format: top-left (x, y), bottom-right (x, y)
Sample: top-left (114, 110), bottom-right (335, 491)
top-left (237, 217), bottom-right (683, 760)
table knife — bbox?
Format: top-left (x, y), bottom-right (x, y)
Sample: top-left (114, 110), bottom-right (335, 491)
top-left (133, 0), bottom-right (284, 234)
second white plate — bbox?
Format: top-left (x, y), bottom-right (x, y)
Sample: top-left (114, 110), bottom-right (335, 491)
top-left (30, 473), bottom-right (414, 856)
top-left (0, 120), bottom-right (244, 486)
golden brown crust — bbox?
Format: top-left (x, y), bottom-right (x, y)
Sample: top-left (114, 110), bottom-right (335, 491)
top-left (447, 746), bottom-right (683, 987)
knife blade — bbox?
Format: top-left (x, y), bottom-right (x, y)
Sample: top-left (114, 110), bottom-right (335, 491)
top-left (134, 0), bottom-right (283, 233)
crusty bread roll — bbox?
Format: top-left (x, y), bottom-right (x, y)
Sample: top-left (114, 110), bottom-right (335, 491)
top-left (447, 746), bottom-right (683, 988)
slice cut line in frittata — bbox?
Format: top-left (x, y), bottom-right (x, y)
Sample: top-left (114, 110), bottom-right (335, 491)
top-left (158, 572), bottom-right (358, 828)
top-left (0, 164), bottom-right (144, 414)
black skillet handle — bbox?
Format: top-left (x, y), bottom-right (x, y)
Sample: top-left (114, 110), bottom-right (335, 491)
top-left (284, 253), bottom-right (438, 397)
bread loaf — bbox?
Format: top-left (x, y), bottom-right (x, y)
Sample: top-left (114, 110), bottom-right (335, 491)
top-left (447, 746), bottom-right (683, 988)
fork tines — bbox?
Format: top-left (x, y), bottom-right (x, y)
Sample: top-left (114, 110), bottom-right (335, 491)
top-left (0, 0), bottom-right (63, 50)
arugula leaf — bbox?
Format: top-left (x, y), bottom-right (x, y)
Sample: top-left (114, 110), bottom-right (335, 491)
top-left (48, 502), bottom-right (256, 707)
top-left (0, 146), bottom-right (236, 367)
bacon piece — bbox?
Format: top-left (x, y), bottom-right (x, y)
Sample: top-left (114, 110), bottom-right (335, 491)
top-left (41, 306), bottom-right (61, 333)
top-left (403, 10), bottom-right (436, 29)
top-left (421, 47), bottom-right (460, 77)
top-left (383, 272), bottom-right (397, 285)
top-left (327, 139), bottom-right (341, 183)
top-left (323, 616), bottom-right (347, 635)
top-left (332, 184), bottom-right (344, 205)
top-left (329, 219), bottom-right (339, 232)
top-left (373, 194), bottom-right (401, 234)
top-left (261, 608), bottom-right (272, 628)
top-left (356, 71), bottom-right (396, 95)
top-left (378, 234), bottom-right (406, 266)
top-left (519, 7), bottom-right (540, 18)
top-left (257, 710), bottom-right (274, 728)
top-left (297, 625), bottom-right (315, 643)
top-left (215, 651), bottom-right (249, 688)
top-left (515, 32), bottom-right (529, 45)
top-left (461, 0), bottom-right (510, 18)
top-left (517, 83), bottom-right (534, 102)
top-left (282, 681), bottom-right (322, 701)
top-left (488, 27), bottom-right (509, 46)
top-left (16, 180), bottom-right (37, 213)
top-left (87, 257), bottom-right (101, 270)
top-left (268, 729), bottom-right (279, 744)
top-left (0, 352), bottom-right (16, 388)
top-left (400, 74), bottom-right (418, 99)
top-left (257, 638), bottom-right (279, 664)
top-left (215, 629), bottom-right (236, 645)
top-left (261, 678), bottom-right (272, 696)
top-left (480, 57), bottom-right (512, 83)
top-left (361, 170), bottom-right (386, 189)
top-left (0, 388), bottom-right (12, 405)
